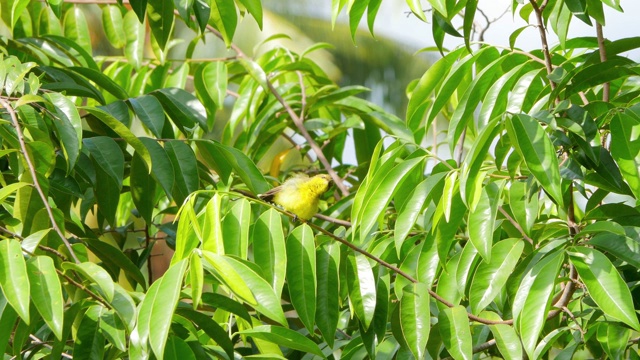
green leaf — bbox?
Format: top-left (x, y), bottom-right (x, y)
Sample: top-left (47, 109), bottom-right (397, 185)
top-left (139, 137), bottom-right (175, 200)
top-left (131, 152), bottom-right (156, 224)
top-left (348, 0), bottom-right (369, 41)
top-left (439, 305), bottom-right (472, 360)
top-left (513, 250), bottom-right (564, 358)
top-left (63, 6), bottom-right (91, 54)
top-left (463, 0), bottom-right (477, 51)
top-left (11, 0), bottom-right (30, 29)
top-left (82, 107), bottom-right (152, 171)
top-left (252, 209), bottom-right (286, 297)
top-left (222, 197), bottom-right (251, 258)
top-left (102, 5), bottom-right (126, 48)
top-left (130, 0), bottom-right (148, 21)
top-left (26, 256), bottom-right (64, 340)
top-left (399, 283), bottom-right (430, 359)
top-left (241, 325), bottom-right (324, 356)
top-left (143, 259), bottom-right (187, 360)
top-left (73, 305), bottom-right (105, 359)
top-left (220, 255), bottom-right (287, 326)
top-left (597, 322), bottom-right (631, 360)
top-left (315, 242), bottom-right (340, 347)
top-left (589, 232), bottom-right (640, 270)
top-left (394, 173), bottom-right (446, 252)
top-left (610, 112), bottom-right (640, 200)
top-left (196, 140), bottom-right (270, 194)
top-left (86, 239), bottom-right (147, 290)
top-left (151, 88), bottom-right (208, 132)
top-left (84, 136), bottom-right (124, 225)
top-left (467, 183), bottom-right (500, 262)
top-left (201, 252), bottom-right (256, 306)
top-left (406, 0), bottom-right (427, 21)
top-left (469, 239), bottom-right (524, 314)
top-left (355, 156), bottom-right (425, 243)
top-left (164, 335), bottom-right (196, 360)
top-left (0, 182), bottom-right (30, 204)
top-left (568, 246), bottom-right (640, 331)
top-left (506, 114), bottom-right (564, 207)
top-left (195, 61), bottom-right (228, 111)
top-left (174, 307), bottom-right (235, 359)
top-left (210, 0), bottom-right (237, 47)
top-left (146, 0), bottom-right (175, 49)
top-left (124, 10), bottom-right (145, 69)
top-left (237, 0), bottom-right (263, 28)
top-left (70, 66), bottom-right (129, 101)
top-left (129, 95), bottom-right (165, 138)
top-left (44, 92), bottom-right (81, 173)
top-left (238, 57), bottom-right (269, 91)
top-left (164, 140), bottom-right (199, 206)
top-left (347, 253), bottom-right (377, 329)
top-left (0, 239), bottom-right (31, 324)
top-left (286, 224), bottom-right (316, 333)
top-left (188, 252), bottom-right (203, 310)
top-left (482, 312), bottom-right (523, 360)
top-left (62, 261), bottom-right (115, 302)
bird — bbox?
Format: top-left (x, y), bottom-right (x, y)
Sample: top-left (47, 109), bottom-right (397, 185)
top-left (259, 173), bottom-right (333, 221)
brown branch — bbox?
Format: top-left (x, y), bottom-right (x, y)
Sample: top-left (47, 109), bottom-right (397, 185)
top-left (442, 339), bottom-right (497, 360)
top-left (529, 0), bottom-right (555, 89)
top-left (314, 213), bottom-right (352, 227)
top-left (306, 222), bottom-right (512, 326)
top-left (499, 207), bottom-right (534, 245)
top-left (145, 224), bottom-right (153, 285)
top-left (0, 98), bottom-right (80, 263)
top-left (57, 268), bottom-right (112, 308)
top-left (595, 23), bottom-right (610, 102)
top-left (27, 335), bottom-right (73, 359)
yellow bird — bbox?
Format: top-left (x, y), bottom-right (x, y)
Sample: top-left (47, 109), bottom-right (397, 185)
top-left (259, 174), bottom-right (333, 221)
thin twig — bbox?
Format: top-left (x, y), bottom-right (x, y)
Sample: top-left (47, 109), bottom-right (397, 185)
top-left (145, 224), bottom-right (153, 285)
top-left (0, 98), bottom-right (80, 263)
top-left (314, 213), bottom-right (352, 227)
top-left (595, 23), bottom-right (610, 102)
top-left (499, 207), bottom-right (534, 245)
top-left (27, 335), bottom-right (73, 359)
top-left (529, 0), bottom-right (555, 89)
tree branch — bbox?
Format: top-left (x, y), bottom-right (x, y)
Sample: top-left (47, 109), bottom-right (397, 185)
top-left (596, 23), bottom-right (610, 102)
top-left (529, 0), bottom-right (555, 89)
top-left (0, 98), bottom-right (80, 263)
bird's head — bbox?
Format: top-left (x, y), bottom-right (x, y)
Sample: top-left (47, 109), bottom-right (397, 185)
top-left (308, 174), bottom-right (333, 195)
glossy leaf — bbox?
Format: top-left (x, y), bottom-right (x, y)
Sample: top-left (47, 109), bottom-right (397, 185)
top-left (62, 261), bottom-right (115, 302)
top-left (252, 209), bottom-right (286, 297)
top-left (469, 239), bottom-right (524, 314)
top-left (569, 246), bottom-right (640, 331)
top-left (347, 253), bottom-right (377, 329)
top-left (210, 0), bottom-right (237, 47)
top-left (146, 0), bottom-right (175, 49)
top-left (439, 305), bottom-right (472, 360)
top-left (26, 256), bottom-right (63, 340)
top-left (102, 5), bottom-right (126, 48)
top-left (513, 251), bottom-right (564, 358)
top-left (467, 182), bottom-right (500, 262)
top-left (610, 112), bottom-right (640, 199)
top-left (0, 239), bottom-right (31, 324)
top-left (285, 224), bottom-right (316, 333)
top-left (241, 325), bottom-right (324, 356)
top-left (316, 242), bottom-right (340, 347)
top-left (399, 283), bottom-right (430, 359)
top-left (506, 114), bottom-right (564, 206)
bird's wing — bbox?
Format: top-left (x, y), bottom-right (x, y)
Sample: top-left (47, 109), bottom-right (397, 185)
top-left (258, 185), bottom-right (282, 202)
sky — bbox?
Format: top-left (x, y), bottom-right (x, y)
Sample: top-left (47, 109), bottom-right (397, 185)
top-left (366, 0), bottom-right (640, 58)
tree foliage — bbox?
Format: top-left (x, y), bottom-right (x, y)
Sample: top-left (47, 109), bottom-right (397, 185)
top-left (1, 0), bottom-right (640, 358)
